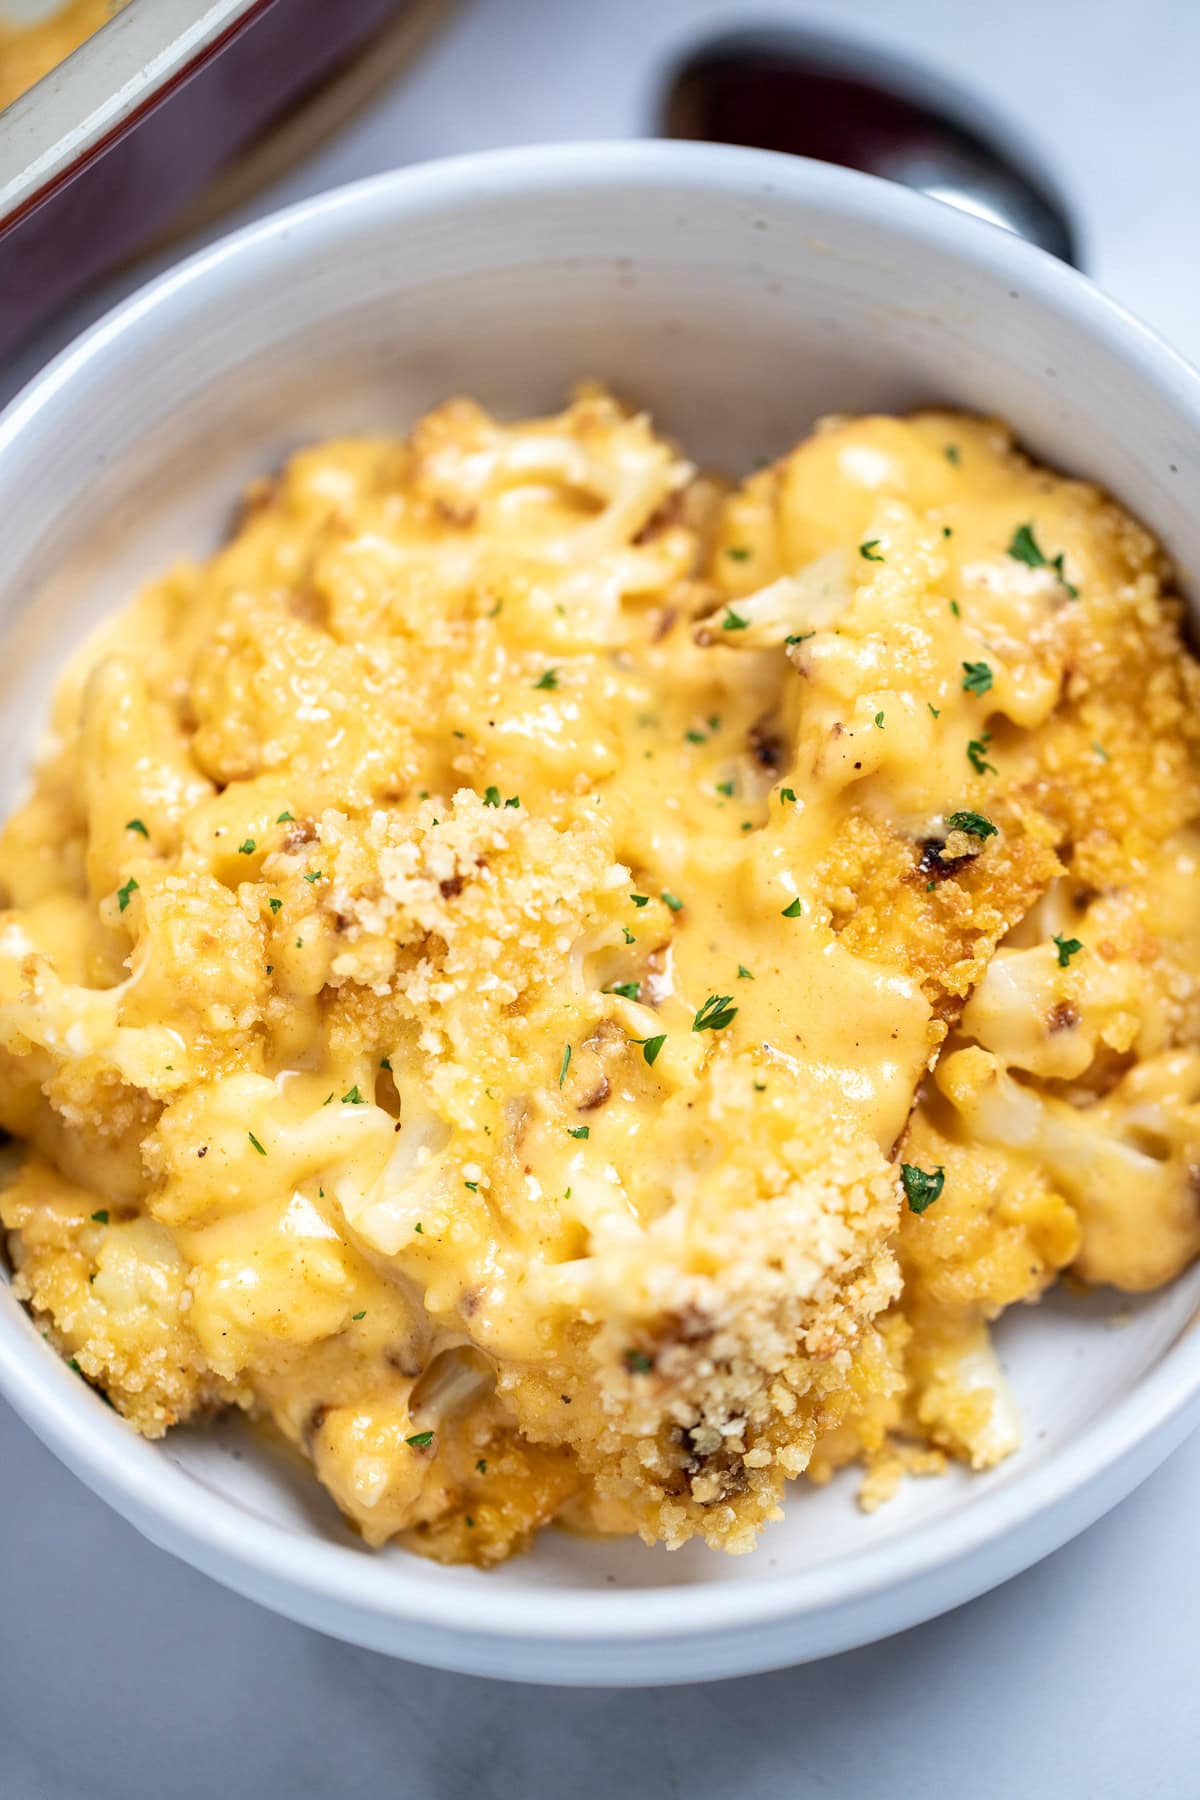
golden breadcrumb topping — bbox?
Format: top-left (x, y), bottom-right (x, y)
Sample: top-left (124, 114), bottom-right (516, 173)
top-left (2, 391), bottom-right (1198, 1563)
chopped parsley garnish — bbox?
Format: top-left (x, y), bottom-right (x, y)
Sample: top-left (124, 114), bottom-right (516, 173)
top-left (276, 811), bottom-right (294, 823)
top-left (737, 964), bottom-right (753, 980)
top-left (685, 729), bottom-right (707, 745)
top-left (693, 994), bottom-right (737, 1032)
top-left (785, 631), bottom-right (815, 646)
top-left (716, 779), bottom-right (735, 797)
top-left (781, 896), bottom-right (803, 918)
top-left (901, 1163), bottom-right (945, 1213)
top-left (567, 1125), bottom-right (590, 1140)
top-left (961, 660), bottom-right (993, 695)
top-left (303, 870), bottom-right (322, 883)
top-left (660, 891), bottom-right (683, 912)
top-left (944, 444), bottom-right (960, 465)
top-left (405, 1431), bottom-right (434, 1449)
top-left (91, 1210), bottom-right (109, 1225)
top-left (621, 926), bottom-right (636, 944)
top-left (966, 734), bottom-right (996, 775)
top-left (707, 714), bottom-right (721, 731)
top-left (124, 818), bottom-right (149, 837)
top-left (1006, 522), bottom-right (1078, 597)
top-left (558, 1044), bottom-right (571, 1087)
top-left (859, 539), bottom-right (885, 562)
top-left (483, 786), bottom-right (501, 807)
top-left (379, 1056), bottom-right (392, 1071)
top-left (609, 981), bottom-right (640, 1000)
top-left (639, 1034), bottom-right (666, 1066)
top-left (248, 1132), bottom-right (267, 1156)
top-left (1053, 933), bottom-right (1084, 967)
top-left (534, 669), bottom-right (559, 690)
top-left (928, 703), bottom-right (941, 719)
top-left (352, 1310), bottom-right (366, 1321)
top-left (942, 525), bottom-right (953, 538)
top-left (874, 711), bottom-right (885, 729)
top-left (341, 1085), bottom-right (364, 1104)
top-left (464, 1180), bottom-right (478, 1191)
top-left (116, 877), bottom-right (139, 912)
top-left (504, 794), bottom-right (520, 808)
top-left (949, 599), bottom-right (961, 618)
top-left (631, 893), bottom-right (650, 908)
top-left (67, 1357), bottom-right (83, 1376)
top-left (465, 1517), bottom-right (475, 1529)
top-left (780, 787), bottom-right (797, 804)
top-left (624, 1349), bottom-right (653, 1374)
top-left (721, 607), bottom-right (749, 631)
top-left (946, 809), bottom-right (998, 839)
top-left (414, 1223), bottom-right (424, 1234)
top-left (1093, 741), bottom-right (1109, 762)
top-left (268, 897), bottom-right (282, 913)
top-left (476, 1458), bottom-right (488, 1474)
top-left (726, 545), bottom-right (751, 561)
top-left (237, 838), bottom-right (256, 855)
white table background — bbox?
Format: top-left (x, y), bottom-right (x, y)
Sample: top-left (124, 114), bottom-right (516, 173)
top-left (3, 1), bottom-right (1199, 1794)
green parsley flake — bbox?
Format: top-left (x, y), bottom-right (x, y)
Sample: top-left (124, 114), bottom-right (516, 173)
top-left (874, 711), bottom-right (885, 729)
top-left (352, 1310), bottom-right (366, 1321)
top-left (721, 607), bottom-right (749, 631)
top-left (640, 1034), bottom-right (666, 1067)
top-left (464, 1180), bottom-right (478, 1192)
top-left (944, 444), bottom-right (960, 465)
top-left (379, 1056), bottom-right (392, 1072)
top-left (726, 545), bottom-right (751, 561)
top-left (942, 525), bottom-right (953, 538)
top-left (661, 891), bottom-right (683, 912)
top-left (116, 877), bottom-right (139, 913)
top-left (124, 818), bottom-right (149, 837)
top-left (961, 660), bottom-right (993, 694)
top-left (1053, 933), bottom-right (1084, 967)
top-left (558, 1044), bottom-right (571, 1087)
top-left (780, 788), bottom-right (797, 804)
top-left (716, 779), bottom-right (735, 797)
top-left (534, 669), bottom-right (559, 690)
top-left (248, 1132), bottom-right (267, 1156)
top-left (276, 811), bottom-right (294, 823)
top-left (268, 897), bottom-right (282, 913)
top-left (949, 600), bottom-right (961, 618)
top-left (737, 964), bottom-right (753, 980)
top-left (476, 1458), bottom-right (487, 1474)
top-left (405, 1431), bottom-right (434, 1449)
top-left (859, 539), bottom-right (885, 562)
top-left (567, 1125), bottom-right (590, 1140)
top-left (238, 838), bottom-right (256, 855)
top-left (685, 729), bottom-right (707, 745)
top-left (341, 1085), bottom-right (364, 1105)
top-left (631, 894), bottom-right (650, 909)
top-left (621, 926), bottom-right (636, 944)
top-left (91, 1210), bottom-right (109, 1225)
top-left (609, 981), bottom-right (640, 1000)
top-left (1006, 522), bottom-right (1078, 597)
top-left (928, 703), bottom-right (941, 719)
top-left (693, 994), bottom-right (737, 1032)
top-left (785, 631), bottom-right (815, 646)
top-left (303, 870), bottom-right (322, 883)
top-left (624, 1349), bottom-right (653, 1374)
top-left (504, 795), bottom-right (520, 808)
top-left (414, 1223), bottom-right (424, 1234)
top-left (1093, 742), bottom-right (1109, 762)
top-left (781, 896), bottom-right (803, 918)
top-left (966, 734), bottom-right (996, 775)
top-left (946, 809), bottom-right (998, 839)
top-left (483, 786), bottom-right (501, 807)
top-left (901, 1163), bottom-right (945, 1213)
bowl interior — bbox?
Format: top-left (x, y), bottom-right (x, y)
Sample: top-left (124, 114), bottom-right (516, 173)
top-left (0, 145), bottom-right (1197, 1629)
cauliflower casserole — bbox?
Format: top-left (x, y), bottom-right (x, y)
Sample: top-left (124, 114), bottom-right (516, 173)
top-left (1, 391), bottom-right (1198, 1565)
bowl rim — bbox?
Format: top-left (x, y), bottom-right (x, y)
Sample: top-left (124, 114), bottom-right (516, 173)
top-left (2, 137), bottom-right (1199, 1650)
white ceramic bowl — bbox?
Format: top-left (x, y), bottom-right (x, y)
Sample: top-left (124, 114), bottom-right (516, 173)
top-left (1, 142), bottom-right (1198, 1687)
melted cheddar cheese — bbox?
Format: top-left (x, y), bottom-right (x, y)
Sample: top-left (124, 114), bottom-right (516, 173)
top-left (0, 0), bottom-right (123, 112)
top-left (2, 391), bottom-right (1198, 1562)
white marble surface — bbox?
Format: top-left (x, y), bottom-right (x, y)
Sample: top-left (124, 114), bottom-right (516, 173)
top-left (3, 0), bottom-right (1199, 1793)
